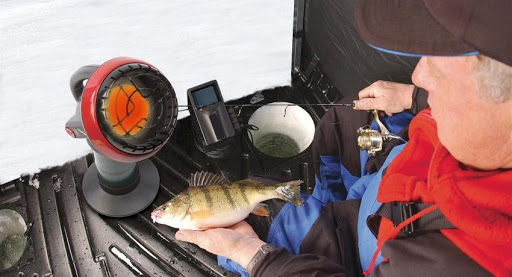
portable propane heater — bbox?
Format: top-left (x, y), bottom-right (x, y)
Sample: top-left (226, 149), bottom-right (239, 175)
top-left (65, 57), bottom-right (178, 217)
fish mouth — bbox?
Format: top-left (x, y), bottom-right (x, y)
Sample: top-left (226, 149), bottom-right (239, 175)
top-left (151, 210), bottom-right (161, 223)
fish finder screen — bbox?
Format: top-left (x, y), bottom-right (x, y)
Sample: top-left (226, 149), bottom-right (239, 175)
top-left (192, 86), bottom-right (219, 109)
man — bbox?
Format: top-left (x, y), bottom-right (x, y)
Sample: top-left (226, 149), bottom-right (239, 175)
top-left (176, 0), bottom-right (512, 276)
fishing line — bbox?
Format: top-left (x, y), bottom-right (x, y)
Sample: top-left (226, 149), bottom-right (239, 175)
top-left (178, 103), bottom-right (355, 118)
top-left (176, 102), bottom-right (355, 112)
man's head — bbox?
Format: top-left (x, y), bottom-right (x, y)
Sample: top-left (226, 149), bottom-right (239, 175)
top-left (412, 55), bottom-right (512, 169)
top-left (355, 0), bottom-right (512, 169)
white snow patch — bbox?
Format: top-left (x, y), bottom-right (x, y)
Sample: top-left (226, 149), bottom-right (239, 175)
top-left (0, 0), bottom-right (294, 184)
top-left (111, 247), bottom-right (143, 276)
top-left (52, 175), bottom-right (62, 192)
top-left (28, 175), bottom-right (40, 189)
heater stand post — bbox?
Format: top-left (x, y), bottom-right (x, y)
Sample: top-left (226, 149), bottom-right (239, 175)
top-left (82, 154), bottom-right (159, 217)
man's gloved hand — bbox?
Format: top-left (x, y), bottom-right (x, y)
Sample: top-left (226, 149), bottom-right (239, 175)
top-left (353, 81), bottom-right (414, 116)
top-left (175, 221), bottom-right (265, 270)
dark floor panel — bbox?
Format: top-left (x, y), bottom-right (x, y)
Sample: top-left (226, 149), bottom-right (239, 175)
top-left (62, 161), bottom-right (104, 277)
top-left (38, 167), bottom-right (77, 277)
top-left (15, 178), bottom-right (52, 276)
top-left (1, 86), bottom-right (322, 277)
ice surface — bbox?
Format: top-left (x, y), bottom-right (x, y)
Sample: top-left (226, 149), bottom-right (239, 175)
top-left (0, 0), bottom-right (293, 183)
top-left (0, 209), bottom-right (27, 244)
top-left (0, 210), bottom-right (27, 270)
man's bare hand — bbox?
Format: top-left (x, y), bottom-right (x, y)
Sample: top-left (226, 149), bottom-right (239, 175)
top-left (353, 81), bottom-right (414, 116)
top-left (175, 221), bottom-right (265, 270)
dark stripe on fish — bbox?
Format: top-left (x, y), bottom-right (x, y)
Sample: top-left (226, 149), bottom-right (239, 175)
top-left (200, 186), bottom-right (213, 207)
top-left (221, 185), bottom-right (236, 209)
top-left (237, 183), bottom-right (250, 205)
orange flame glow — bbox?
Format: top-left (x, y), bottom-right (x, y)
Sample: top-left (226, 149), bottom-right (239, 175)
top-left (106, 83), bottom-right (149, 136)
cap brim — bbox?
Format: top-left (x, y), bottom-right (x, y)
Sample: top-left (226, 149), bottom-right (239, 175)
top-left (355, 0), bottom-right (478, 57)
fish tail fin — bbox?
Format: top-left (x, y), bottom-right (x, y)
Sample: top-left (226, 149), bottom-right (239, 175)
top-left (275, 180), bottom-right (303, 206)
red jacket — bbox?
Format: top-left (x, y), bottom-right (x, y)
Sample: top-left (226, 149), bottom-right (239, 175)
top-left (376, 109), bottom-right (512, 276)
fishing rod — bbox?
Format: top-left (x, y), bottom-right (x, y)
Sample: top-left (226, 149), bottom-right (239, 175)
top-left (177, 102), bottom-right (355, 113)
top-left (177, 103), bottom-right (355, 108)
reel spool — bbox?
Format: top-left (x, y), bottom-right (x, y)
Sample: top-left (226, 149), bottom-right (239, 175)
top-left (65, 57), bottom-right (178, 217)
top-left (357, 110), bottom-right (390, 157)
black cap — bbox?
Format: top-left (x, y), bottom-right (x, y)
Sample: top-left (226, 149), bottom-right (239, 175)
top-left (355, 0), bottom-right (512, 66)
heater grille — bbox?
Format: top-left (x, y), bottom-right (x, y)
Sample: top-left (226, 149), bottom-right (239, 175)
top-left (105, 83), bottom-right (149, 136)
top-left (96, 63), bottom-right (178, 154)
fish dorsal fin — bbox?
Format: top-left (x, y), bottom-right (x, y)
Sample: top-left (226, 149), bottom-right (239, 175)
top-left (189, 171), bottom-right (230, 187)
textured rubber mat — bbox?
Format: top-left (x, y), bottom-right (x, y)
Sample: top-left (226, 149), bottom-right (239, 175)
top-left (0, 86), bottom-right (318, 277)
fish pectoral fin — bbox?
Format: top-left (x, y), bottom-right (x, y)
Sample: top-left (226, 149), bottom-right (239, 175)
top-left (251, 203), bottom-right (269, 216)
top-left (189, 209), bottom-right (214, 221)
top-left (197, 226), bottom-right (213, 231)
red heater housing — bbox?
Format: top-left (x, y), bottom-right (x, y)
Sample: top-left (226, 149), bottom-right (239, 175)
top-left (66, 57), bottom-right (178, 217)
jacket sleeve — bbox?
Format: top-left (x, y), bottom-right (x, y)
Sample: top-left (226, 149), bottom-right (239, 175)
top-left (250, 248), bottom-right (350, 277)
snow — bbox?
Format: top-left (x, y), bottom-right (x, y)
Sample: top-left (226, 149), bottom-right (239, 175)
top-left (28, 175), bottom-right (40, 189)
top-left (110, 246), bottom-right (143, 276)
top-left (0, 209), bottom-right (27, 242)
top-left (0, 0), bottom-right (294, 184)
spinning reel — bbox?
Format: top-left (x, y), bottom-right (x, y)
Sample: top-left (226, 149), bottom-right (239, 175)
top-left (357, 110), bottom-right (403, 156)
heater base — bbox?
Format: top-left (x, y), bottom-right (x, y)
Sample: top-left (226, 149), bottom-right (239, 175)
top-left (82, 159), bottom-right (159, 217)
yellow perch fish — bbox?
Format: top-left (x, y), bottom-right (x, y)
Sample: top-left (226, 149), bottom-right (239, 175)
top-left (151, 171), bottom-right (303, 230)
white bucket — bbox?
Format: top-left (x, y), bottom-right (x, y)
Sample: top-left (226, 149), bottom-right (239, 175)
top-left (248, 102), bottom-right (315, 158)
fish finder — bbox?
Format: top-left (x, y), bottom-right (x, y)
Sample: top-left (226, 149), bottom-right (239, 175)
top-left (187, 80), bottom-right (236, 146)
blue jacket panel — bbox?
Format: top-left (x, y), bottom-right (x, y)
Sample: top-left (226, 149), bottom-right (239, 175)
top-left (218, 112), bottom-right (413, 275)
top-left (354, 144), bottom-right (405, 271)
